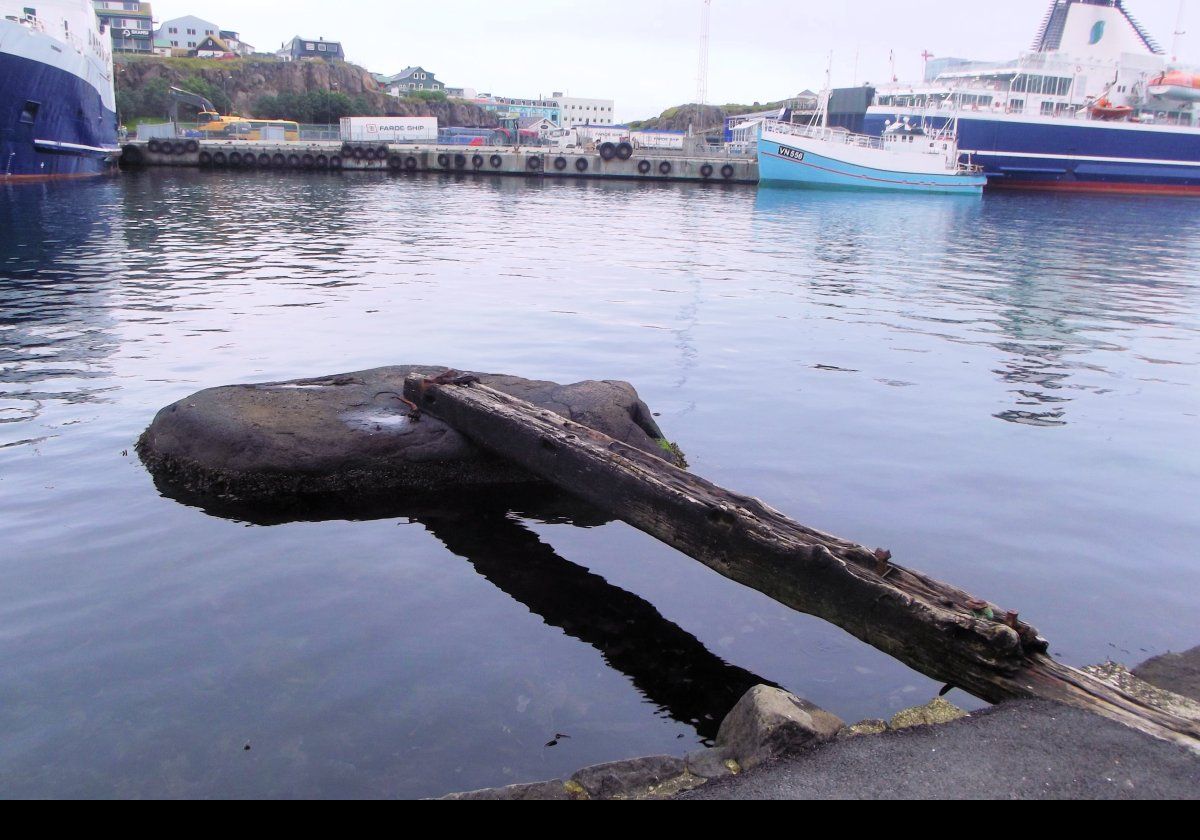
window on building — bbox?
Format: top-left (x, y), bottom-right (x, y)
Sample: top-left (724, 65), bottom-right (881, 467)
top-left (19, 100), bottom-right (39, 125)
top-left (318, 43), bottom-right (326, 51)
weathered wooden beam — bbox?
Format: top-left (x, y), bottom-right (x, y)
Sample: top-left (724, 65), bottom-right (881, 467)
top-left (403, 374), bottom-right (1200, 751)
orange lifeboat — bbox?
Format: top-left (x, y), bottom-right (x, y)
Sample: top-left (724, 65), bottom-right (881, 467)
top-left (1148, 72), bottom-right (1200, 103)
top-left (1088, 98), bottom-right (1134, 121)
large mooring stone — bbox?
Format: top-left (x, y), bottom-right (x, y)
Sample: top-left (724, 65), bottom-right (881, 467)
top-left (138, 365), bottom-right (681, 500)
top-left (715, 685), bottom-right (845, 770)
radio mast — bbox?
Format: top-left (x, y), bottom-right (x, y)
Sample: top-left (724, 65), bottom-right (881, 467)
top-left (1172, 0), bottom-right (1187, 63)
top-left (697, 0), bottom-right (712, 110)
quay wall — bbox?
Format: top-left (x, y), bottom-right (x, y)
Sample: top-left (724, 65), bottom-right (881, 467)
top-left (119, 140), bottom-right (759, 184)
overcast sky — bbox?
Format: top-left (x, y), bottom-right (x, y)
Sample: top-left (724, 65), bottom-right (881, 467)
top-left (150, 0), bottom-right (1194, 121)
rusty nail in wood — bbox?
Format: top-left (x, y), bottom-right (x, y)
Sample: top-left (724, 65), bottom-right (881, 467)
top-left (1006, 611), bottom-right (1019, 629)
top-left (873, 548), bottom-right (892, 574)
top-left (966, 599), bottom-right (989, 613)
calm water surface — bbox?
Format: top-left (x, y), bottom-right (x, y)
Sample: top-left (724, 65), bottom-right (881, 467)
top-left (1, 171), bottom-right (1198, 798)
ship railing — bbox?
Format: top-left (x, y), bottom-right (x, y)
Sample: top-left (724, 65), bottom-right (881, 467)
top-left (762, 120), bottom-right (886, 151)
top-left (13, 13), bottom-right (47, 33)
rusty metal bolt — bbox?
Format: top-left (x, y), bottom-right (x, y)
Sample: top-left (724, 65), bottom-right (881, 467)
top-left (1005, 611), bottom-right (1020, 629)
top-left (873, 548), bottom-right (892, 575)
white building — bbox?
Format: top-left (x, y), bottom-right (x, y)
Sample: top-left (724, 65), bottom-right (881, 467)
top-left (553, 93), bottom-right (616, 128)
top-left (156, 15), bottom-right (220, 51)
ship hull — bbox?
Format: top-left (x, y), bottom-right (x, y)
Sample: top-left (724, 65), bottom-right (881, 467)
top-left (1, 29), bottom-right (118, 180)
top-left (864, 110), bottom-right (1200, 195)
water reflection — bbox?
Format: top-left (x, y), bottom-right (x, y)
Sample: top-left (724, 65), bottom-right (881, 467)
top-left (150, 480), bottom-right (773, 743)
top-left (0, 182), bottom-right (125, 443)
top-left (752, 188), bottom-right (1200, 427)
top-left (1, 171), bottom-right (1197, 797)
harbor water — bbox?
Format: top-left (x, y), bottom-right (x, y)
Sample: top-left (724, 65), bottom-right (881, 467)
top-left (1, 171), bottom-right (1198, 798)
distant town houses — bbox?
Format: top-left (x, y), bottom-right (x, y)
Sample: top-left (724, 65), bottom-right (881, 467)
top-left (156, 15), bottom-right (219, 50)
top-left (92, 1), bottom-right (155, 54)
top-left (278, 37), bottom-right (346, 62)
top-left (91, 4), bottom-right (621, 127)
top-left (460, 92), bottom-right (617, 129)
top-left (377, 67), bottom-right (444, 96)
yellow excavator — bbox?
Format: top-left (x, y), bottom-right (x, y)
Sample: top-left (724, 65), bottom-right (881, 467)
top-left (170, 87), bottom-right (300, 141)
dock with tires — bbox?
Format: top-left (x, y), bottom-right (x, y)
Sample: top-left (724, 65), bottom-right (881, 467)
top-left (119, 138), bottom-right (759, 184)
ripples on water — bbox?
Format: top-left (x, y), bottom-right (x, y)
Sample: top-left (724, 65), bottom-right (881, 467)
top-left (1, 171), bottom-right (1198, 798)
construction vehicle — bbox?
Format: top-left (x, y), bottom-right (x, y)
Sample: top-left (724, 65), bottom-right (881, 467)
top-left (168, 87), bottom-right (300, 141)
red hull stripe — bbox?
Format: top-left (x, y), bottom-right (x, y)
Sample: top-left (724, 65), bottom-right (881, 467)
top-left (990, 180), bottom-right (1200, 196)
top-left (0, 172), bottom-right (112, 183)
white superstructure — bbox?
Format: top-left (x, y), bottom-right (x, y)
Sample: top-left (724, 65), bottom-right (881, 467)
top-left (1, 0), bottom-right (114, 112)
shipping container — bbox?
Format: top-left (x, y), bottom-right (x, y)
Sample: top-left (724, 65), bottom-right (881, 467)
top-left (339, 117), bottom-right (438, 143)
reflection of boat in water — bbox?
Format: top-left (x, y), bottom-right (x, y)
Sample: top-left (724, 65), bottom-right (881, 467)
top-left (758, 115), bottom-right (985, 194)
top-left (1, 1), bottom-right (119, 180)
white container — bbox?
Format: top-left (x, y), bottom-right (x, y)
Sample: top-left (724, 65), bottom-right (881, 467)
top-left (631, 131), bottom-right (685, 150)
top-left (339, 117), bottom-right (438, 143)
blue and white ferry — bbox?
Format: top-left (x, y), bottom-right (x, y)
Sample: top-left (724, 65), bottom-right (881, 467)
top-left (863, 0), bottom-right (1200, 195)
top-left (1, 1), bottom-right (119, 180)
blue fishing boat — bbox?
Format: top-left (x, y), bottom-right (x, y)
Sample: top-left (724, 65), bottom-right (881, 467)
top-left (758, 116), bottom-right (986, 194)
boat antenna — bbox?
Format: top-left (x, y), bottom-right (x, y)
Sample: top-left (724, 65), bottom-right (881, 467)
top-left (1172, 0), bottom-right (1187, 64)
top-left (821, 51), bottom-right (833, 128)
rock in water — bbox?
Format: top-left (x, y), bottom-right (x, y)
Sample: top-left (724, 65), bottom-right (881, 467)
top-left (138, 365), bottom-right (682, 501)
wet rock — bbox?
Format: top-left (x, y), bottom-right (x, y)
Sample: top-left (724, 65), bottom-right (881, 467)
top-left (716, 685), bottom-right (844, 770)
top-left (137, 365), bottom-right (683, 501)
top-left (842, 719), bottom-right (889, 739)
top-left (439, 779), bottom-right (581, 801)
top-left (569, 755), bottom-right (688, 799)
top-left (1086, 660), bottom-right (1200, 719)
top-left (889, 697), bottom-right (968, 730)
top-left (1132, 646), bottom-right (1200, 704)
top-left (685, 748), bottom-right (741, 780)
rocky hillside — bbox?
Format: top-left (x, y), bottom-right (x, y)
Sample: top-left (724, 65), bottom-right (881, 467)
top-left (115, 56), bottom-right (498, 127)
top-left (629, 101), bottom-right (792, 134)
